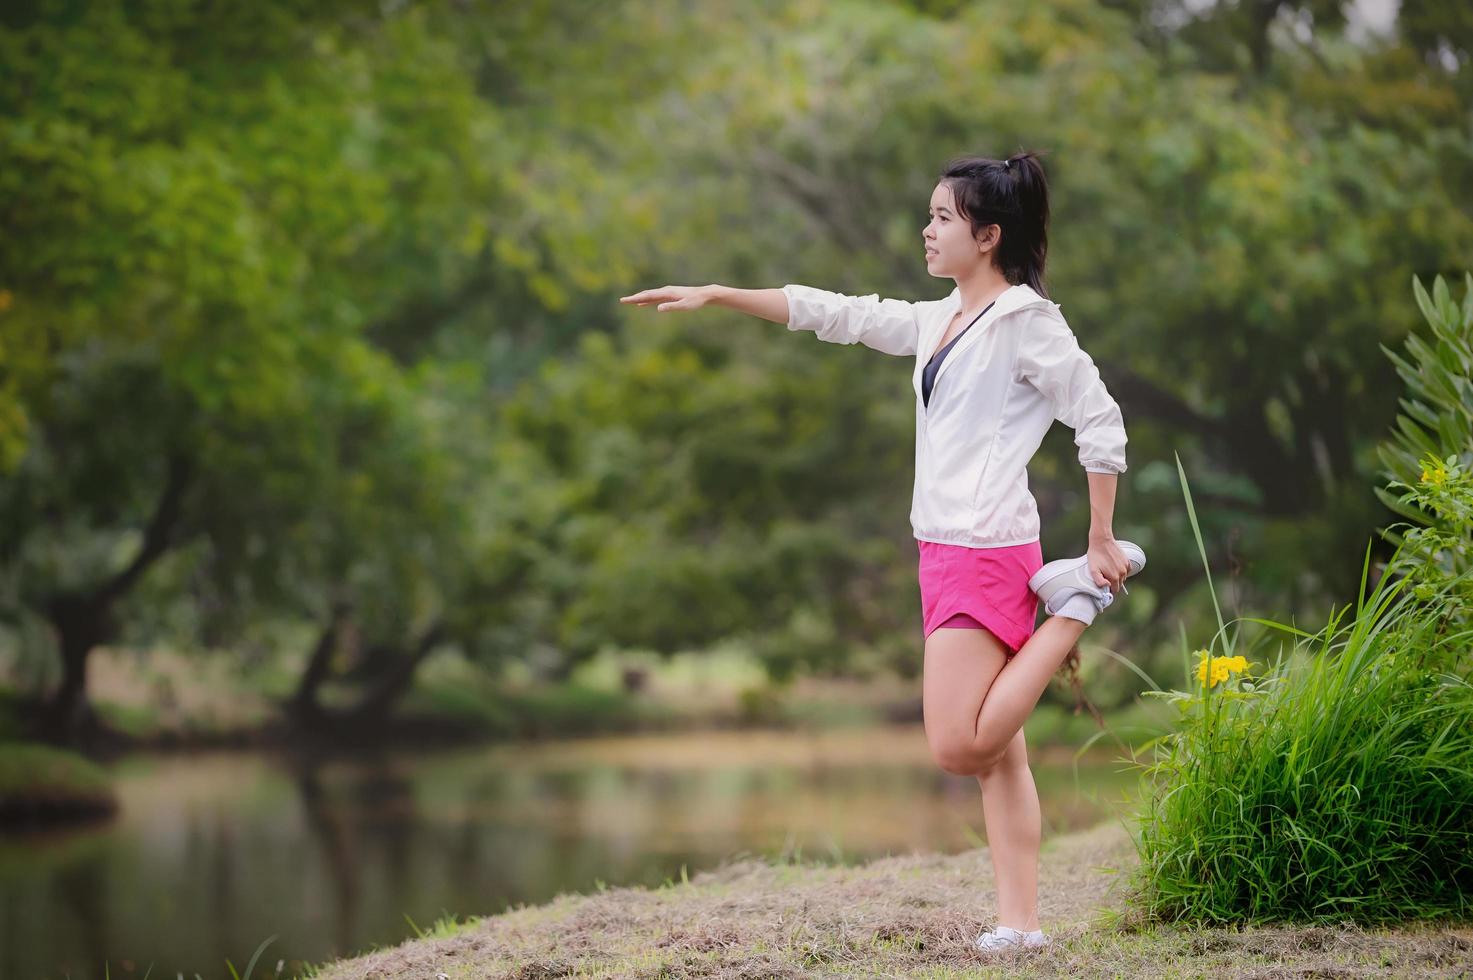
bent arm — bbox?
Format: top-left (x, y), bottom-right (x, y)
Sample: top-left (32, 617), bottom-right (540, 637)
top-left (1087, 471), bottom-right (1117, 541)
top-left (1016, 311), bottom-right (1128, 474)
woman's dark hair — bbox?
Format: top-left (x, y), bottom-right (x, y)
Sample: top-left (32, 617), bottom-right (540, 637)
top-left (937, 151), bottom-right (1051, 299)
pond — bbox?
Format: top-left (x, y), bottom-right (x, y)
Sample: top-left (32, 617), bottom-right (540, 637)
top-left (0, 724), bottom-right (1143, 978)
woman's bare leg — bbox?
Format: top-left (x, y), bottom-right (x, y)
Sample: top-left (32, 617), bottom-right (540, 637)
top-left (978, 727), bottom-right (1042, 932)
top-left (922, 626), bottom-right (1041, 933)
top-left (922, 625), bottom-right (1009, 775)
top-left (967, 615), bottom-right (1088, 771)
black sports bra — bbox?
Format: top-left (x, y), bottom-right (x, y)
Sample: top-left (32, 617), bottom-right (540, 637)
top-left (921, 299), bottom-right (995, 408)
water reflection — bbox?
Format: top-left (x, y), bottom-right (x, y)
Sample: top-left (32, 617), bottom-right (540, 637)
top-left (0, 724), bottom-right (1141, 978)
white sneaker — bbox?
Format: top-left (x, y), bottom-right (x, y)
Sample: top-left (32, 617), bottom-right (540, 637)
top-left (974, 924), bottom-right (1050, 952)
top-left (1028, 541), bottom-right (1147, 620)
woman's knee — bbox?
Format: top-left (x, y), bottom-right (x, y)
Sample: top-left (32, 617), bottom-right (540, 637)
top-left (929, 738), bottom-right (1020, 778)
top-left (928, 737), bottom-right (982, 776)
top-left (977, 728), bottom-right (1029, 780)
top-left (920, 626), bottom-right (1010, 777)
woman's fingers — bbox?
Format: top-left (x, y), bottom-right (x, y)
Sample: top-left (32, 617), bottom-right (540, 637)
top-left (615, 284), bottom-right (677, 303)
top-left (621, 286), bottom-right (705, 312)
top-left (1092, 557), bottom-right (1126, 593)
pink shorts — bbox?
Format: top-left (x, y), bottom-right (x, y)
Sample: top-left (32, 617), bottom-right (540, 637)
top-left (918, 538), bottom-right (1043, 654)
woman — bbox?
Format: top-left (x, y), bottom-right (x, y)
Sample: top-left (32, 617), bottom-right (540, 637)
top-left (619, 152), bottom-right (1145, 954)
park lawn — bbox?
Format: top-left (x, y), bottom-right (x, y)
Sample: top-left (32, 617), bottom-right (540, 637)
top-left (305, 819), bottom-right (1473, 979)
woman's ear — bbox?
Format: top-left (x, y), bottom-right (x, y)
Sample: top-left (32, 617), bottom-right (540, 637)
top-left (976, 223), bottom-right (1002, 255)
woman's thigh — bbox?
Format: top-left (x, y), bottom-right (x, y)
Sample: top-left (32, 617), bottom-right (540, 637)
top-left (921, 625), bottom-right (1010, 773)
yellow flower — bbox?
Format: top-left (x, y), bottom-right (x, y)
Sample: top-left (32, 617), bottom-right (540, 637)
top-left (1195, 650), bottom-right (1248, 688)
top-left (1420, 456), bottom-right (1449, 486)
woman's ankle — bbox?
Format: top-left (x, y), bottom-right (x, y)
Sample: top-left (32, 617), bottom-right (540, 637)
top-left (995, 918), bottom-right (1041, 933)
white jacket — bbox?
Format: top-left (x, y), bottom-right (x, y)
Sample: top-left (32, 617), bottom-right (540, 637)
top-left (781, 281), bottom-right (1127, 548)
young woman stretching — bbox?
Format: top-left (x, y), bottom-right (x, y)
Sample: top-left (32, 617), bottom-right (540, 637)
top-left (620, 152), bottom-right (1145, 954)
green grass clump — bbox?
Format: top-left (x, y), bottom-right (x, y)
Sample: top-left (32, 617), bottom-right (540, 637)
top-left (1122, 455), bottom-right (1473, 926)
top-left (0, 742), bottom-right (119, 821)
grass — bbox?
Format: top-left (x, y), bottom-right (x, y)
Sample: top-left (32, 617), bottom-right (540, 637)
top-left (0, 741), bottom-right (118, 822)
top-left (1118, 454), bottom-right (1473, 925)
top-left (402, 673), bottom-right (680, 739)
top-left (286, 818), bottom-right (1473, 979)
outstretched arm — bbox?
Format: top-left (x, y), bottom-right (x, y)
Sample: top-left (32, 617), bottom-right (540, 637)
top-left (776, 284), bottom-right (921, 356)
top-left (620, 284), bottom-right (787, 323)
top-left (621, 283), bottom-right (921, 357)
top-left (707, 285), bottom-right (789, 323)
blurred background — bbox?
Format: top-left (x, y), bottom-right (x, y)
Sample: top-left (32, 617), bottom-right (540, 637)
top-left (0, 0), bottom-right (1469, 976)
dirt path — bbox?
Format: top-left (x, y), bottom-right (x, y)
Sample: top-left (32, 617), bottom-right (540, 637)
top-left (309, 817), bottom-right (1472, 978)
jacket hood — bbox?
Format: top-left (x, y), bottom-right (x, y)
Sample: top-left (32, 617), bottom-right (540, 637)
top-left (945, 283), bottom-right (1058, 320)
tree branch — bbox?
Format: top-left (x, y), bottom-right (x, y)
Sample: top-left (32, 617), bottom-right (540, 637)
top-left (96, 452), bottom-right (194, 607)
top-left (344, 620), bottom-right (449, 723)
top-left (1094, 359), bottom-right (1231, 444)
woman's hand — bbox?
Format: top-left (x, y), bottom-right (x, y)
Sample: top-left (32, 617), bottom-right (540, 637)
top-left (1087, 534), bottom-right (1131, 595)
top-left (619, 285), bottom-right (713, 312)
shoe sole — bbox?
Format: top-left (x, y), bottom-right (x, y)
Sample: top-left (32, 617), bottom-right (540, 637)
top-left (974, 938), bottom-right (1051, 952)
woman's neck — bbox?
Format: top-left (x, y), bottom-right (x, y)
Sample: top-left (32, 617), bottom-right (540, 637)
top-left (954, 267), bottom-right (1013, 316)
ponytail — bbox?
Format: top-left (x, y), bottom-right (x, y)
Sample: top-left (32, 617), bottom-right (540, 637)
top-left (938, 150), bottom-right (1051, 299)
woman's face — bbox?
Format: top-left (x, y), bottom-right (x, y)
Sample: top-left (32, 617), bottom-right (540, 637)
top-left (923, 181), bottom-right (996, 278)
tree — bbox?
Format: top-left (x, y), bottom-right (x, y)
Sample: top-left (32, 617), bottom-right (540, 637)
top-left (0, 0), bottom-right (509, 739)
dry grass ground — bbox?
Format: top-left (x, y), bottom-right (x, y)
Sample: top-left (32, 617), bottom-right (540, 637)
top-left (309, 819), bottom-right (1473, 979)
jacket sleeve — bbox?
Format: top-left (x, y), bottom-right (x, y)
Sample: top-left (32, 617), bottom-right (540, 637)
top-left (1015, 309), bottom-right (1128, 474)
top-left (781, 284), bottom-right (920, 357)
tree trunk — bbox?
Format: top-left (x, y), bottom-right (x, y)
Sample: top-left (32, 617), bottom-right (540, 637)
top-left (286, 603), bottom-right (351, 730)
top-left (1246, 0), bottom-right (1284, 75)
top-left (343, 622), bottom-right (447, 725)
top-left (286, 613), bottom-right (448, 734)
top-left (37, 453), bottom-right (193, 744)
top-left (40, 593), bottom-right (110, 744)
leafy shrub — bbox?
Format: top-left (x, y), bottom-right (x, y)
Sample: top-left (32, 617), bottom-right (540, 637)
top-left (1122, 276), bottom-right (1473, 924)
top-left (1122, 456), bottom-right (1473, 924)
top-left (1377, 273), bottom-right (1473, 621)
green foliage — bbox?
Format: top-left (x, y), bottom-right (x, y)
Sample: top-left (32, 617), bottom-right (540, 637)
top-left (1127, 468), bottom-right (1473, 924)
top-left (1383, 454), bottom-right (1473, 625)
top-left (403, 672), bottom-right (675, 739)
top-left (3, 0), bottom-right (1472, 713)
top-left (1376, 273), bottom-right (1473, 617)
top-left (488, 327), bottom-right (917, 677)
top-left (1124, 283), bottom-right (1473, 925)
top-left (0, 1), bottom-right (536, 708)
top-left (592, 0), bottom-right (1473, 643)
top-left (0, 742), bottom-right (117, 814)
top-left (225, 934), bottom-right (277, 980)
